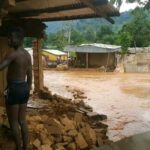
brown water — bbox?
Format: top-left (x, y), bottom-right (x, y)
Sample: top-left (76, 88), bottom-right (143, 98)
top-left (44, 70), bottom-right (150, 142)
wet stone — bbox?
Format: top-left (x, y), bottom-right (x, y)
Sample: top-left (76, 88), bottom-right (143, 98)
top-left (87, 112), bottom-right (107, 121)
top-left (33, 139), bottom-right (41, 149)
top-left (41, 145), bottom-right (52, 150)
top-left (75, 133), bottom-right (88, 149)
top-left (67, 142), bottom-right (76, 150)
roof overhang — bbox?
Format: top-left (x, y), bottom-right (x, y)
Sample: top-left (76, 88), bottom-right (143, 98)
top-left (0, 0), bottom-right (119, 37)
top-left (1, 0), bottom-right (119, 23)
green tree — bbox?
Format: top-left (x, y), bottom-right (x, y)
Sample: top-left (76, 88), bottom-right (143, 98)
top-left (119, 32), bottom-right (132, 54)
top-left (96, 25), bottom-right (116, 44)
top-left (71, 29), bottom-right (85, 45)
top-left (46, 30), bottom-right (68, 49)
top-left (23, 37), bottom-right (34, 47)
top-left (120, 8), bottom-right (150, 47)
top-left (83, 26), bottom-right (96, 42)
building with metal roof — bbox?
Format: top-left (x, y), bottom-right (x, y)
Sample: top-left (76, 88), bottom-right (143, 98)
top-left (42, 49), bottom-right (68, 67)
top-left (65, 43), bottom-right (121, 53)
top-left (65, 43), bottom-right (121, 70)
top-left (43, 49), bottom-right (67, 56)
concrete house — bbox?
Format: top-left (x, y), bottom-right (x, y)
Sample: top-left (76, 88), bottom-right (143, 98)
top-left (42, 49), bottom-right (67, 62)
top-left (65, 43), bottom-right (121, 70)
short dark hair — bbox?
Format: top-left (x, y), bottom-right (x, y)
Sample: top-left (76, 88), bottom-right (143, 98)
top-left (10, 27), bottom-right (25, 40)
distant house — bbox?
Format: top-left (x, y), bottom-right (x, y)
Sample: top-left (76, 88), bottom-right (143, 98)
top-left (65, 43), bottom-right (121, 70)
top-left (42, 49), bottom-right (68, 67)
top-left (123, 47), bottom-right (150, 73)
top-left (25, 48), bottom-right (68, 67)
top-left (42, 49), bottom-right (67, 61)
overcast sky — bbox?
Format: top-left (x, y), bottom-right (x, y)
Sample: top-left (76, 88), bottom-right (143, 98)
top-left (115, 0), bottom-right (147, 12)
top-left (120, 2), bottom-right (139, 12)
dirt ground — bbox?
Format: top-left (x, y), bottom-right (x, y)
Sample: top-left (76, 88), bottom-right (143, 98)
top-left (44, 69), bottom-right (150, 142)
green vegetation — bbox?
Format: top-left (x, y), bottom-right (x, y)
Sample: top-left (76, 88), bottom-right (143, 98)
top-left (24, 8), bottom-right (150, 54)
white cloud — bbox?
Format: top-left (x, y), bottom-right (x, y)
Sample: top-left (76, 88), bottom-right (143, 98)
top-left (120, 2), bottom-right (139, 12)
top-left (112, 0), bottom-right (147, 12)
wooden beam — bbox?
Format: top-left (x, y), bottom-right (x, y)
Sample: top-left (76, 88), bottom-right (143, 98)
top-left (105, 17), bottom-right (115, 24)
top-left (41, 14), bottom-right (99, 22)
top-left (0, 0), bottom-right (15, 9)
top-left (32, 39), bottom-right (44, 93)
top-left (9, 3), bottom-right (87, 18)
top-left (16, 0), bottom-right (28, 2)
top-left (90, 0), bottom-right (108, 6)
top-left (6, 0), bottom-right (16, 6)
top-left (80, 0), bottom-right (115, 24)
top-left (0, 9), bottom-right (8, 17)
top-left (0, 19), bottom-right (46, 38)
top-left (80, 0), bottom-right (107, 8)
top-left (86, 53), bottom-right (89, 68)
top-left (0, 0), bottom-right (5, 9)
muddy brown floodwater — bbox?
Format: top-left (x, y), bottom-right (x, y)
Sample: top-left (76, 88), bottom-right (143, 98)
top-left (44, 70), bottom-right (150, 142)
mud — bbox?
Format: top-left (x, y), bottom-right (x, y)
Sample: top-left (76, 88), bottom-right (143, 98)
top-left (44, 70), bottom-right (150, 142)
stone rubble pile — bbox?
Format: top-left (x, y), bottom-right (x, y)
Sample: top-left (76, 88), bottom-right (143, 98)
top-left (0, 89), bottom-right (109, 150)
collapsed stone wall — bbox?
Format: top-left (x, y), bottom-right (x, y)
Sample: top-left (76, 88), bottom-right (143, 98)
top-left (0, 89), bottom-right (110, 150)
top-left (116, 53), bottom-right (150, 73)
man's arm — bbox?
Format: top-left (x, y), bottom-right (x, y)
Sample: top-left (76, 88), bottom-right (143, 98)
top-left (0, 52), bottom-right (16, 70)
top-left (27, 56), bottom-right (32, 90)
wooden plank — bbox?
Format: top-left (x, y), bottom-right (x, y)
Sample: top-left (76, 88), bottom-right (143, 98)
top-left (90, 0), bottom-right (108, 6)
top-left (0, 0), bottom-right (5, 9)
top-left (16, 0), bottom-right (28, 2)
top-left (9, 0), bottom-right (78, 12)
top-left (0, 38), bottom-right (12, 106)
top-left (41, 14), bottom-right (99, 22)
top-left (10, 3), bottom-right (87, 18)
top-left (27, 8), bottom-right (94, 19)
top-left (80, 0), bottom-right (115, 23)
top-left (7, 0), bottom-right (16, 6)
top-left (86, 53), bottom-right (89, 69)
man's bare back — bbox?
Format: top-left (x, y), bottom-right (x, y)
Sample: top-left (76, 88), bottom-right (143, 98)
top-left (7, 48), bottom-right (31, 82)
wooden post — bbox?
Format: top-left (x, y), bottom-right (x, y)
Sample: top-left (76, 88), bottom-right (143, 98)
top-left (105, 52), bottom-right (110, 72)
top-left (86, 53), bottom-right (89, 68)
top-left (6, 0), bottom-right (16, 6)
top-left (0, 37), bottom-right (12, 106)
top-left (32, 39), bottom-right (44, 93)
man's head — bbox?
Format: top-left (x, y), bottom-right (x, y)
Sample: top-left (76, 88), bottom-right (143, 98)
top-left (8, 27), bottom-right (24, 49)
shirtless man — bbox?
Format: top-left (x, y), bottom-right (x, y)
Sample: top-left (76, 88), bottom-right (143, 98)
top-left (0, 27), bottom-right (32, 150)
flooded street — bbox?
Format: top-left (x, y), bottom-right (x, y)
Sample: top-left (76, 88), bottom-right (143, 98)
top-left (44, 70), bottom-right (150, 142)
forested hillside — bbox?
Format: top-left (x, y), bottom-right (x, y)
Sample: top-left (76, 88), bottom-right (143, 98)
top-left (45, 11), bottom-right (132, 33)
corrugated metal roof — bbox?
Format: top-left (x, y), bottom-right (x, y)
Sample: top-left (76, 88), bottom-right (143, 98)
top-left (65, 43), bottom-right (121, 53)
top-left (43, 49), bottom-right (67, 55)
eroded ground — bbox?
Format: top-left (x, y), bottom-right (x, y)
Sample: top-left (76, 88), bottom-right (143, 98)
top-left (44, 70), bottom-right (150, 142)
